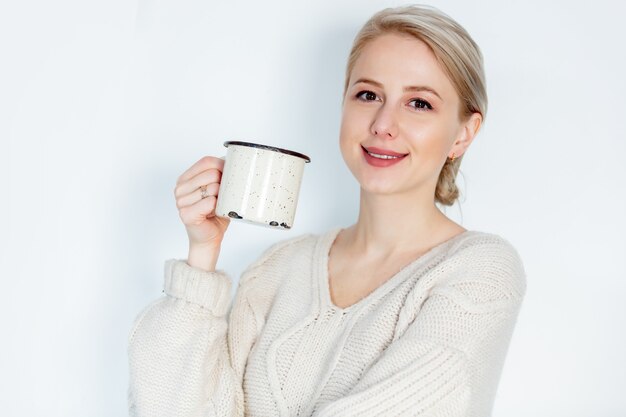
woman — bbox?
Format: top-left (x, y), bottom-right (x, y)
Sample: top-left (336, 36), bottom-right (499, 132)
top-left (128, 4), bottom-right (526, 416)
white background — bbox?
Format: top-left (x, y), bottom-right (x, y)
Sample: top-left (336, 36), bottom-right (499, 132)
top-left (1, 0), bottom-right (625, 416)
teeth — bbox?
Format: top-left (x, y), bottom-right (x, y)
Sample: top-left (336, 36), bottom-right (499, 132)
top-left (367, 150), bottom-right (402, 159)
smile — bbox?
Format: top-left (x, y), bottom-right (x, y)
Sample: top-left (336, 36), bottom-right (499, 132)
top-left (361, 146), bottom-right (408, 167)
top-left (368, 150), bottom-right (401, 159)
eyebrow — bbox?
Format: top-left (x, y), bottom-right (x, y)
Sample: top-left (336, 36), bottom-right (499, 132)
top-left (352, 77), bottom-right (443, 101)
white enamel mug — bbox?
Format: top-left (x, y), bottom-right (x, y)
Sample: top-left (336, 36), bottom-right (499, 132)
top-left (215, 141), bottom-right (311, 230)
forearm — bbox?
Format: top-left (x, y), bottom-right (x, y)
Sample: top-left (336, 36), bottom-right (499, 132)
top-left (128, 297), bottom-right (239, 416)
top-left (128, 259), bottom-right (239, 416)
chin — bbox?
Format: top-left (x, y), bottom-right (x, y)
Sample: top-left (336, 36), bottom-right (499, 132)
top-left (358, 177), bottom-right (404, 195)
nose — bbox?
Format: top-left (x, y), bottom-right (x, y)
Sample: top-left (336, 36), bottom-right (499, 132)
top-left (370, 103), bottom-right (398, 139)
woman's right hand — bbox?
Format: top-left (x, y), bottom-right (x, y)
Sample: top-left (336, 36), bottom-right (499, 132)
top-left (174, 156), bottom-right (231, 250)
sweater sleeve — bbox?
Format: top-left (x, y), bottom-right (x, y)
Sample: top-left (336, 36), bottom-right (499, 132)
top-left (127, 235), bottom-right (307, 417)
top-left (312, 238), bottom-right (527, 417)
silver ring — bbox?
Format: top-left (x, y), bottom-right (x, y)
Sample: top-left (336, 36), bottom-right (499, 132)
top-left (200, 185), bottom-right (209, 199)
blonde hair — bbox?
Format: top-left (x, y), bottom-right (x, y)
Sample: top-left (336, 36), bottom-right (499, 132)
top-left (343, 4), bottom-right (487, 206)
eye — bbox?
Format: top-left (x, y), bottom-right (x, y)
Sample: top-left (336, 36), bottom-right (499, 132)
top-left (355, 90), bottom-right (379, 102)
top-left (409, 98), bottom-right (433, 111)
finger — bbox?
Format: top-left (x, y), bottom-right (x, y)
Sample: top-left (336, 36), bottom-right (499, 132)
top-left (176, 182), bottom-right (220, 209)
top-left (176, 156), bottom-right (225, 186)
top-left (179, 195), bottom-right (218, 226)
top-left (174, 168), bottom-right (222, 198)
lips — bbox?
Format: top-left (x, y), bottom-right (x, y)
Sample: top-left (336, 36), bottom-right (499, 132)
top-left (362, 145), bottom-right (408, 157)
top-left (362, 146), bottom-right (406, 167)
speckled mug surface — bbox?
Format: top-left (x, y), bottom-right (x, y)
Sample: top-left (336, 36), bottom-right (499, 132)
top-left (215, 141), bottom-right (311, 230)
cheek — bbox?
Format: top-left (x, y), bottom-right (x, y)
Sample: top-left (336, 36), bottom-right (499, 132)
top-left (339, 107), bottom-right (357, 144)
top-left (405, 119), bottom-right (454, 157)
top-left (338, 109), bottom-right (365, 168)
top-left (340, 105), bottom-right (369, 141)
top-left (338, 122), bottom-right (354, 162)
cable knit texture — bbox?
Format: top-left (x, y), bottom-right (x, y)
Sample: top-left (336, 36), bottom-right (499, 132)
top-left (127, 227), bottom-right (526, 417)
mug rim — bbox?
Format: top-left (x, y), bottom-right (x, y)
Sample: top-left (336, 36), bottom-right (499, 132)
top-left (223, 140), bottom-right (311, 163)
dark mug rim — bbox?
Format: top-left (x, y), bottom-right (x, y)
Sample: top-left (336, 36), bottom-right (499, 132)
top-left (223, 140), bottom-right (311, 163)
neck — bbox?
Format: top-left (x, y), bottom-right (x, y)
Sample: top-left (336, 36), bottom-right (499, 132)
top-left (343, 186), bottom-right (464, 259)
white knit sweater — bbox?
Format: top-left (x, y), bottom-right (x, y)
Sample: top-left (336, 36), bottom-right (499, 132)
top-left (127, 226), bottom-right (526, 417)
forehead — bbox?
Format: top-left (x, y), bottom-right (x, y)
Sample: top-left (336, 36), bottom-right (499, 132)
top-left (351, 33), bottom-right (456, 100)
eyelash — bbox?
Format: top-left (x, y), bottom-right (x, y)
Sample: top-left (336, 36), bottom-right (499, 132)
top-left (355, 90), bottom-right (433, 111)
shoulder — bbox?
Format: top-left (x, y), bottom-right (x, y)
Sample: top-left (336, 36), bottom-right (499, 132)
top-left (435, 230), bottom-right (527, 305)
top-left (244, 231), bottom-right (318, 271)
top-left (238, 230), bottom-right (318, 287)
top-left (451, 230), bottom-right (525, 269)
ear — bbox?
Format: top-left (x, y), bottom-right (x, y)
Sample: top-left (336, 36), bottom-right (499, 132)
top-left (449, 112), bottom-right (482, 158)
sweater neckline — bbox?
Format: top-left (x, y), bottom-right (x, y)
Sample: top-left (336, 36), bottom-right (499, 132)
top-left (316, 226), bottom-right (474, 314)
